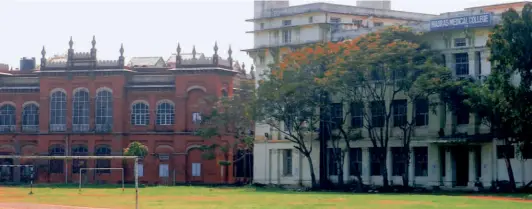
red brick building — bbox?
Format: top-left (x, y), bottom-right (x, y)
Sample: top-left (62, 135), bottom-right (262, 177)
top-left (0, 37), bottom-right (252, 185)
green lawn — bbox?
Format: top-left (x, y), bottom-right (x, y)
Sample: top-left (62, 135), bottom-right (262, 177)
top-left (0, 185), bottom-right (531, 209)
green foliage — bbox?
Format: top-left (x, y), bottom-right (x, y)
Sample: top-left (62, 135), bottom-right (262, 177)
top-left (218, 161), bottom-right (232, 166)
top-left (123, 142), bottom-right (148, 158)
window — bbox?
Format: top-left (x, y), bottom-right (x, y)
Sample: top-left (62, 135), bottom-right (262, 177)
top-left (475, 146), bottom-right (481, 178)
top-left (72, 145), bottom-right (88, 174)
top-left (258, 55), bottom-right (265, 64)
top-left (351, 103), bottom-right (364, 128)
top-left (49, 145), bottom-right (65, 174)
top-left (328, 148), bottom-right (341, 176)
top-left (159, 164), bottom-right (169, 177)
top-left (330, 17), bottom-right (341, 32)
top-left (391, 147), bottom-right (406, 176)
top-left (0, 104), bottom-right (16, 133)
top-left (282, 20), bottom-right (291, 26)
top-left (260, 22), bottom-right (265, 30)
top-left (73, 89), bottom-right (90, 132)
top-left (439, 147), bottom-right (446, 177)
top-left (192, 163), bottom-right (201, 177)
top-left (456, 102), bottom-right (470, 125)
top-left (96, 90), bottom-right (113, 132)
top-left (234, 150), bottom-right (253, 178)
top-left (221, 90), bottom-right (228, 97)
top-left (374, 22), bottom-right (384, 27)
top-left (392, 100), bottom-right (407, 127)
top-left (414, 147), bottom-right (428, 176)
top-left (371, 101), bottom-right (385, 128)
top-left (131, 102), bottom-right (149, 126)
top-left (331, 103), bottom-right (343, 127)
top-left (282, 29), bottom-right (291, 43)
top-left (497, 145), bottom-right (515, 159)
top-left (455, 53), bottom-right (469, 76)
top-left (415, 99), bottom-right (429, 126)
top-left (308, 16), bottom-right (314, 23)
top-left (192, 112), bottom-right (202, 124)
top-left (22, 104), bottom-right (39, 132)
top-left (352, 19), bottom-right (363, 25)
top-left (50, 90), bottom-right (67, 132)
top-left (370, 148), bottom-right (383, 176)
top-left (282, 149), bottom-right (292, 176)
top-left (156, 102), bottom-right (175, 125)
top-left (138, 163), bottom-right (144, 177)
top-left (454, 38), bottom-right (467, 47)
top-left (95, 145), bottom-right (111, 174)
top-left (349, 148), bottom-right (362, 176)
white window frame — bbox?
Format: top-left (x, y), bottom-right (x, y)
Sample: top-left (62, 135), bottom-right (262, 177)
top-left (282, 29), bottom-right (291, 44)
top-left (22, 104), bottom-right (39, 127)
top-left (0, 104), bottom-right (16, 127)
top-left (50, 91), bottom-right (67, 132)
top-left (131, 102), bottom-right (150, 126)
top-left (192, 112), bottom-right (202, 124)
top-left (282, 149), bottom-right (292, 176)
top-left (73, 90), bottom-right (90, 132)
top-left (138, 163), bottom-right (144, 177)
top-left (159, 164), bottom-right (169, 177)
top-left (95, 90), bottom-right (113, 130)
top-left (192, 163), bottom-right (201, 177)
top-left (156, 102), bottom-right (175, 125)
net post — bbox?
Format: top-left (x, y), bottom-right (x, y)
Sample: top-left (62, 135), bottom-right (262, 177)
top-left (79, 168), bottom-right (83, 193)
top-left (135, 157), bottom-right (139, 209)
top-left (122, 168), bottom-right (125, 192)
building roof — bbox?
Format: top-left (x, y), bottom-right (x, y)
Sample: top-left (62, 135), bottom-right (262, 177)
top-left (129, 57), bottom-right (165, 67)
top-left (248, 2), bottom-right (436, 22)
top-left (465, 1), bottom-right (531, 10)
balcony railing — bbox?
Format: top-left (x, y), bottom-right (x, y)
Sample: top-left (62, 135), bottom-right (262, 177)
top-left (0, 125), bottom-right (16, 133)
top-left (22, 125), bottom-right (39, 133)
top-left (73, 124), bottom-right (90, 133)
top-left (95, 124), bottom-right (113, 133)
top-left (50, 124), bottom-right (66, 132)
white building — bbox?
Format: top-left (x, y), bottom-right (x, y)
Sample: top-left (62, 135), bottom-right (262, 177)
top-left (247, 1), bottom-right (532, 189)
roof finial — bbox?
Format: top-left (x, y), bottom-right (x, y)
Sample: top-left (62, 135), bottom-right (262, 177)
top-left (69, 36), bottom-right (73, 49)
top-left (228, 45), bottom-right (233, 57)
top-left (242, 62), bottom-right (246, 71)
top-left (41, 46), bottom-right (46, 57)
top-left (214, 41), bottom-right (218, 55)
top-left (250, 65), bottom-right (256, 79)
top-left (91, 35), bottom-right (96, 48)
top-left (192, 45), bottom-right (196, 59)
top-left (177, 42), bottom-right (181, 56)
top-left (228, 45), bottom-right (233, 69)
top-left (119, 43), bottom-right (124, 56)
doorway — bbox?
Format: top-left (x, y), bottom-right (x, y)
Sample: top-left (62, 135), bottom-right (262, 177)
top-left (453, 147), bottom-right (469, 186)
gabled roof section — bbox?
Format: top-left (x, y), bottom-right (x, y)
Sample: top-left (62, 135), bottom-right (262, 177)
top-left (129, 57), bottom-right (166, 68)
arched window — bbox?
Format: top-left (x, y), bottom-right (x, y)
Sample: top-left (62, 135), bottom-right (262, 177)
top-left (131, 102), bottom-right (149, 126)
top-left (156, 102), bottom-right (175, 125)
top-left (96, 90), bottom-right (113, 132)
top-left (95, 145), bottom-right (111, 173)
top-left (73, 89), bottom-right (90, 132)
top-left (50, 90), bottom-right (67, 132)
top-left (72, 145), bottom-right (88, 174)
top-left (22, 104), bottom-right (39, 132)
top-left (0, 104), bottom-right (16, 133)
top-left (49, 145), bottom-right (65, 174)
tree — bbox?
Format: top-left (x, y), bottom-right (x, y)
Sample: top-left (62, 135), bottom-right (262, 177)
top-left (196, 80), bottom-right (256, 183)
top-left (255, 55), bottom-right (322, 188)
top-left (124, 142), bottom-right (148, 158)
top-left (325, 26), bottom-right (449, 188)
top-left (471, 3), bottom-right (532, 189)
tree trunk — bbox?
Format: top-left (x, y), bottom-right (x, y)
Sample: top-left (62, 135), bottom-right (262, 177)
top-left (381, 149), bottom-right (389, 188)
top-left (504, 155), bottom-right (516, 191)
top-left (402, 146), bottom-right (410, 188)
top-left (337, 156), bottom-right (344, 186)
top-left (305, 153), bottom-right (318, 189)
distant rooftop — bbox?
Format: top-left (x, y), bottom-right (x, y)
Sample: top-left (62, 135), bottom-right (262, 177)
top-left (248, 2), bottom-right (436, 22)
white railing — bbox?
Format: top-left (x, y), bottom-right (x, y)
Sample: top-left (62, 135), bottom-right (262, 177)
top-left (22, 125), bottom-right (39, 133)
top-left (0, 125), bottom-right (16, 133)
top-left (96, 124), bottom-right (113, 133)
top-left (73, 124), bottom-right (90, 132)
top-left (50, 124), bottom-right (66, 132)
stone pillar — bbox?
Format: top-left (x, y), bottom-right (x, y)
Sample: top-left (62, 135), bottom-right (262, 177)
top-left (492, 138), bottom-right (498, 181)
top-left (13, 140), bottom-right (21, 183)
top-left (468, 50), bottom-right (476, 77)
top-left (468, 149), bottom-right (476, 187)
top-left (386, 147), bottom-right (392, 185)
top-left (445, 149), bottom-right (452, 187)
top-left (276, 149), bottom-right (281, 185)
top-left (362, 147), bottom-right (370, 185)
top-left (444, 52), bottom-right (454, 76)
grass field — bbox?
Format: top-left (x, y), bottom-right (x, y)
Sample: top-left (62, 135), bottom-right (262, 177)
top-left (0, 185), bottom-right (531, 209)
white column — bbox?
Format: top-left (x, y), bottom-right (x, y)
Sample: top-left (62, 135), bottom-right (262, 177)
top-left (362, 147), bottom-right (370, 184)
top-left (408, 147), bottom-right (415, 186)
top-left (444, 52), bottom-right (454, 75)
top-left (492, 139), bottom-right (498, 181)
top-left (294, 149), bottom-right (300, 184)
top-left (445, 149), bottom-right (453, 187)
top-left (468, 150), bottom-right (476, 187)
top-left (276, 149), bottom-right (281, 185)
top-left (386, 147), bottom-right (392, 185)
top-left (468, 50), bottom-right (477, 77)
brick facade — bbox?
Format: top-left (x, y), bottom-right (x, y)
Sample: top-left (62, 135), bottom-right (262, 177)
top-left (0, 38), bottom-right (251, 185)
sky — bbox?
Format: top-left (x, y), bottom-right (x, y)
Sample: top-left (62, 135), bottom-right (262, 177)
top-left (0, 0), bottom-right (521, 70)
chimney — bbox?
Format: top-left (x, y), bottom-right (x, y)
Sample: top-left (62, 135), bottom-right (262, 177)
top-left (356, 0), bottom-right (391, 10)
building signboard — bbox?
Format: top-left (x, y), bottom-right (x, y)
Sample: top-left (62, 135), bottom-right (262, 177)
top-left (430, 13), bottom-right (492, 31)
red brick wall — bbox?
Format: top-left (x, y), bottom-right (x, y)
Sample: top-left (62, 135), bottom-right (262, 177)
top-left (0, 72), bottom-right (238, 185)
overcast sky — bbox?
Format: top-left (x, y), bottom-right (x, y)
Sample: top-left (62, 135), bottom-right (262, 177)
top-left (0, 0), bottom-right (519, 69)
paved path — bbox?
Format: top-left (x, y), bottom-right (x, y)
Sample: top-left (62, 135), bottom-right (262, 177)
top-left (0, 203), bottom-right (109, 209)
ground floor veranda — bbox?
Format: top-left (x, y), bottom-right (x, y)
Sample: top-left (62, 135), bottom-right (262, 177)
top-left (0, 134), bottom-right (252, 185)
top-left (253, 138), bottom-right (532, 189)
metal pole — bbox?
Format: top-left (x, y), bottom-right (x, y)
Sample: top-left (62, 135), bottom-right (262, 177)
top-left (79, 168), bottom-right (83, 192)
top-left (134, 157), bottom-right (139, 209)
top-left (122, 168), bottom-right (125, 192)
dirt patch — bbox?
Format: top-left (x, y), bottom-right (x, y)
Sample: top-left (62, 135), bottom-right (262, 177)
top-left (378, 200), bottom-right (433, 205)
top-left (0, 203), bottom-right (109, 209)
top-left (468, 196), bottom-right (532, 203)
